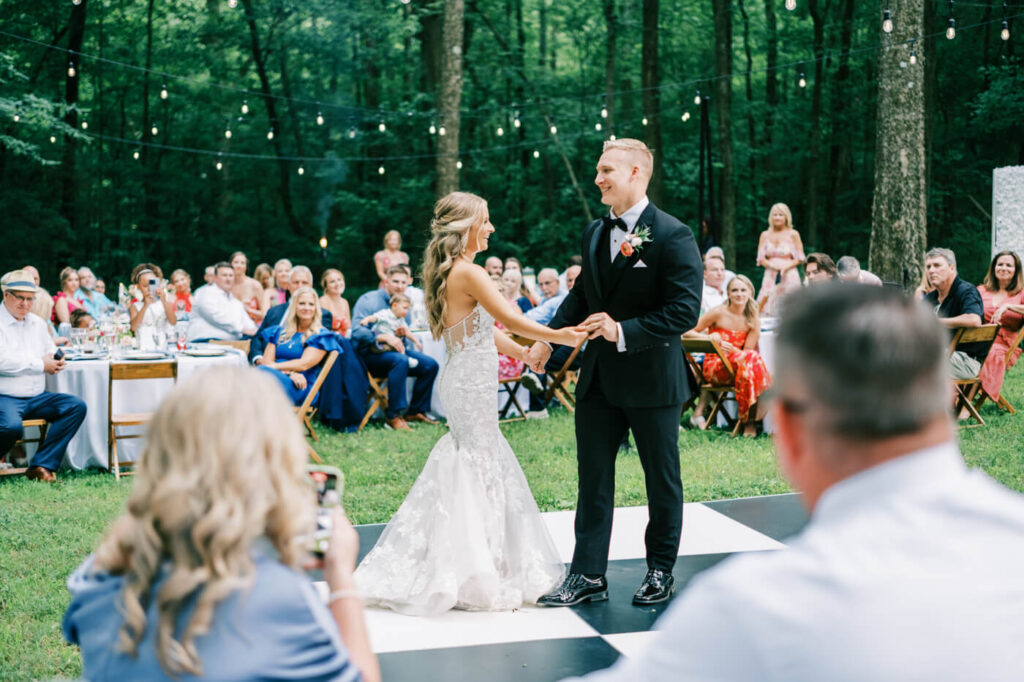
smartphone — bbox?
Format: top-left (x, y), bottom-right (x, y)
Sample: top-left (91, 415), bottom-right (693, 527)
top-left (307, 465), bottom-right (344, 558)
top-left (54, 348), bottom-right (64, 360)
top-left (148, 277), bottom-right (159, 289)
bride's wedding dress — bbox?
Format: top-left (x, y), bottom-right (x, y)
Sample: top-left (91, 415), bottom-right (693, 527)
top-left (354, 303), bottom-right (565, 616)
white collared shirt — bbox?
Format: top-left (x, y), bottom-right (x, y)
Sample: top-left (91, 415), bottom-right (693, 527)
top-left (188, 285), bottom-right (253, 341)
top-left (701, 281), bottom-right (728, 314)
top-left (0, 304), bottom-right (55, 398)
top-left (567, 441), bottom-right (1024, 681)
top-left (607, 196), bottom-right (650, 262)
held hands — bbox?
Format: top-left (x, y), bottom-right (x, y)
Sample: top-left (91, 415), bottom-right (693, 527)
top-left (526, 343), bottom-right (551, 374)
top-left (580, 312), bottom-right (618, 343)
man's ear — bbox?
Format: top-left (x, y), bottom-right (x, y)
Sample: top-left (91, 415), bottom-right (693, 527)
top-left (772, 400), bottom-right (805, 483)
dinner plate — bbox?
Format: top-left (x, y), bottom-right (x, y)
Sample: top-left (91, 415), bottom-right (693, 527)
top-left (182, 347), bottom-right (228, 357)
top-left (120, 351), bottom-right (167, 360)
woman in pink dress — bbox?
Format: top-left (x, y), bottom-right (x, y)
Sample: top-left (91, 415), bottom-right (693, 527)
top-left (260, 258), bottom-right (291, 312)
top-left (756, 203), bottom-right (805, 316)
top-left (53, 267), bottom-right (84, 325)
top-left (373, 230), bottom-right (409, 288)
top-left (319, 268), bottom-right (352, 336)
top-left (976, 251), bottom-right (1024, 406)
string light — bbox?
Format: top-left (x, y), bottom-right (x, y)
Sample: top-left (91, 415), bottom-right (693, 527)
top-left (67, 61), bottom-right (76, 78)
top-left (438, 125), bottom-right (446, 135)
top-left (316, 111), bottom-right (324, 126)
top-left (151, 122), bottom-right (158, 136)
top-left (882, 9), bottom-right (894, 34)
top-left (378, 120), bottom-right (386, 133)
top-left (694, 91), bottom-right (702, 105)
top-left (785, 0), bottom-right (796, 10)
top-left (216, 156), bottom-right (223, 171)
top-left (600, 106), bottom-right (608, 119)
top-left (267, 128), bottom-right (274, 140)
top-left (513, 112), bottom-right (521, 128)
top-left (319, 236), bottom-right (328, 249)
top-left (909, 48), bottom-right (918, 65)
top-left (496, 125), bottom-right (504, 136)
top-left (81, 119), bottom-right (88, 130)
top-left (228, 0), bottom-right (238, 7)
top-left (609, 134), bottom-right (616, 140)
top-left (549, 124), bottom-right (557, 134)
top-left (72, 0), bottom-right (82, 4)
top-left (429, 122), bottom-right (436, 134)
top-left (798, 72), bottom-right (807, 88)
top-left (297, 164), bottom-right (305, 175)
top-left (946, 1), bottom-right (956, 39)
top-left (456, 160), bottom-right (463, 169)
top-left (50, 134), bottom-right (57, 144)
top-left (133, 148), bottom-right (140, 160)
top-left (160, 83), bottom-right (168, 100)
top-left (681, 111), bottom-right (691, 122)
top-left (1002, 3), bottom-right (1011, 40)
top-left (12, 113), bottom-right (19, 123)
top-left (241, 100), bottom-right (249, 115)
top-left (378, 165), bottom-right (386, 175)
top-left (224, 122), bottom-right (231, 139)
top-left (642, 116), bottom-right (648, 126)
top-left (348, 127), bottom-right (356, 139)
top-left (595, 122), bottom-right (602, 131)
top-left (532, 150), bottom-right (540, 158)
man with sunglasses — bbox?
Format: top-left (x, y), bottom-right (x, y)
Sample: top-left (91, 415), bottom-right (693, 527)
top-left (0, 270), bottom-right (86, 482)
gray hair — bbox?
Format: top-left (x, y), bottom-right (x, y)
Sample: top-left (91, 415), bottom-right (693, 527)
top-left (775, 284), bottom-right (950, 440)
top-left (836, 256), bottom-right (860, 278)
top-left (705, 246), bottom-right (725, 263)
top-left (924, 247), bottom-right (956, 269)
top-left (289, 265), bottom-right (312, 282)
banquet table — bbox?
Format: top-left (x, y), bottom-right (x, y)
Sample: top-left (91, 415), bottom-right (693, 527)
top-left (33, 347), bottom-right (248, 470)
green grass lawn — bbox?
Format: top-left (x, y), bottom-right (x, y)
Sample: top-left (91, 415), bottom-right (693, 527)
top-left (2, 372), bottom-right (1023, 680)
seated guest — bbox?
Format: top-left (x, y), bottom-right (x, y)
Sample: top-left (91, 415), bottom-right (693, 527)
top-left (351, 265), bottom-right (439, 430)
top-left (75, 267), bottom-right (113, 317)
top-left (128, 263), bottom-right (176, 336)
top-left (202, 264), bottom-right (216, 285)
top-left (230, 251), bottom-right (266, 324)
top-left (251, 265), bottom-right (332, 363)
top-left (70, 309), bottom-right (95, 330)
top-left (258, 287), bottom-right (342, 405)
top-left (484, 256), bottom-right (504, 277)
top-left (319, 269), bottom-right (352, 336)
top-left (567, 285), bottom-right (1024, 682)
top-left (701, 253), bottom-right (728, 315)
top-left (683, 275), bottom-right (771, 437)
top-left (501, 268), bottom-right (533, 313)
top-left (63, 367), bottom-right (379, 682)
top-left (53, 266), bottom-right (84, 326)
top-left (976, 250), bottom-right (1024, 406)
top-left (23, 265), bottom-right (55, 327)
top-left (536, 268), bottom-right (563, 300)
top-left (504, 257), bottom-right (522, 273)
top-left (836, 255), bottom-right (882, 285)
top-left (922, 247), bottom-right (985, 380)
top-left (523, 265), bottom-right (585, 417)
top-left (395, 263), bottom-right (425, 311)
top-left (0, 270), bottom-right (87, 482)
top-left (169, 268), bottom-right (193, 320)
top-left (359, 293), bottom-right (423, 355)
top-left (253, 262), bottom-right (274, 292)
top-left (261, 258), bottom-right (292, 312)
top-left (93, 278), bottom-right (106, 295)
top-left (804, 252), bottom-right (838, 284)
top-left (527, 265), bottom-right (580, 326)
top-left (703, 246), bottom-right (735, 287)
top-left (188, 262), bottom-right (258, 342)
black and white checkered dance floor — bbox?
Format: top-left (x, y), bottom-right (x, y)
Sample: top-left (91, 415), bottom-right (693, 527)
top-left (317, 493), bottom-right (809, 681)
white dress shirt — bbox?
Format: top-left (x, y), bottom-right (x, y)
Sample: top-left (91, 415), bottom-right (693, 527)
top-left (607, 197), bottom-right (650, 353)
top-left (568, 442), bottom-right (1024, 682)
top-left (0, 305), bottom-right (55, 398)
top-left (188, 285), bottom-right (253, 341)
top-left (701, 281), bottom-right (728, 314)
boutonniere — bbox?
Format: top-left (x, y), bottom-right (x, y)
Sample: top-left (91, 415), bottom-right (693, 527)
top-left (619, 225), bottom-right (652, 258)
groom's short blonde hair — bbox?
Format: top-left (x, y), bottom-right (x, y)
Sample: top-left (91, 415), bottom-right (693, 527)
top-left (602, 138), bottom-right (653, 178)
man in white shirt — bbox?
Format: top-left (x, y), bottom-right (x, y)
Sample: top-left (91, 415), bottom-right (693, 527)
top-left (700, 254), bottom-right (728, 314)
top-left (569, 284), bottom-right (1024, 681)
top-left (0, 270), bottom-right (87, 482)
top-left (837, 255), bottom-right (883, 285)
top-left (187, 262), bottom-right (258, 342)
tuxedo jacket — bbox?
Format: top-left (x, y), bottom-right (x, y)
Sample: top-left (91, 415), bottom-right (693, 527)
top-left (249, 302), bottom-right (334, 361)
top-left (548, 201), bottom-right (703, 408)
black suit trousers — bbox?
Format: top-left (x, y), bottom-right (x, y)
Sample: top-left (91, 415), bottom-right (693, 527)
top-left (570, 375), bottom-right (683, 575)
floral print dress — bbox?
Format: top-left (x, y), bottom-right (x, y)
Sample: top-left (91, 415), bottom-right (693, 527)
top-left (702, 326), bottom-right (772, 421)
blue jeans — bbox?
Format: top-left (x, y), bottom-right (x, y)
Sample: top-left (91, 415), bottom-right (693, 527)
top-left (361, 349), bottom-right (439, 418)
top-left (0, 392), bottom-right (87, 471)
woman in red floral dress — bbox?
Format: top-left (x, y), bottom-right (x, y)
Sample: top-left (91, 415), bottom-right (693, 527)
top-left (685, 274), bottom-right (771, 437)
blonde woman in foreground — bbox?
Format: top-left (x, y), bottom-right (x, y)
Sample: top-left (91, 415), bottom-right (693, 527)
top-left (354, 191), bottom-right (587, 616)
top-left (63, 367), bottom-right (379, 682)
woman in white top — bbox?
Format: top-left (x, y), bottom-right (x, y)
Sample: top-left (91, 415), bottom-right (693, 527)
top-left (129, 263), bottom-right (177, 334)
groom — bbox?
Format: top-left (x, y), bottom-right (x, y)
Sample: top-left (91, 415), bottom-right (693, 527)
top-left (529, 139), bottom-right (702, 607)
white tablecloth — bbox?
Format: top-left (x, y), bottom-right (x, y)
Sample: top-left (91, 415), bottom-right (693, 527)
top-left (38, 348), bottom-right (248, 470)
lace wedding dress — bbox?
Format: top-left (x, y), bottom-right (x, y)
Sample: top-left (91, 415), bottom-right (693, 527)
top-left (354, 303), bottom-right (565, 616)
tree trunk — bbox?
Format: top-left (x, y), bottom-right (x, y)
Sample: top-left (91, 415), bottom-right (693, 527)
top-left (601, 0), bottom-right (616, 135)
top-left (739, 0), bottom-right (757, 196)
top-left (712, 0), bottom-right (736, 265)
top-left (869, 0), bottom-right (927, 287)
top-left (436, 0), bottom-right (465, 197)
top-left (60, 0), bottom-right (88, 234)
top-left (825, 0), bottom-right (854, 246)
top-left (641, 0), bottom-right (664, 204)
top-left (539, 0), bottom-right (548, 68)
top-left (762, 0), bottom-right (779, 179)
top-left (805, 0), bottom-right (825, 249)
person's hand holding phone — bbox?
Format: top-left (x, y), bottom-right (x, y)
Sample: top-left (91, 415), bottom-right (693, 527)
top-left (323, 507), bottom-right (360, 591)
top-left (43, 350), bottom-right (66, 374)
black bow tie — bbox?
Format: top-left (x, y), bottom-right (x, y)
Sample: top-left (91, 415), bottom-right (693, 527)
top-left (602, 215), bottom-right (627, 232)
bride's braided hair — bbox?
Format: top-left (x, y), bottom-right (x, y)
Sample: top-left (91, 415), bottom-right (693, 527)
top-left (421, 191), bottom-right (487, 339)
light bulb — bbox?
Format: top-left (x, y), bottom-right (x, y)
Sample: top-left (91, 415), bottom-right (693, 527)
top-left (496, 126), bottom-right (504, 136)
top-left (267, 129), bottom-right (274, 140)
top-left (609, 134), bottom-right (616, 140)
top-left (319, 237), bottom-right (328, 249)
top-left (456, 160), bottom-right (463, 169)
top-left (550, 125), bottom-right (557, 134)
top-left (438, 126), bottom-right (446, 136)
top-left (909, 50), bottom-right (917, 65)
top-left (228, 0), bottom-right (238, 7)
top-left (297, 165), bottom-right (305, 176)
top-left (216, 160), bottom-right (223, 171)
top-left (81, 120), bottom-right (88, 129)
top-left (241, 100), bottom-right (249, 115)
top-left (316, 112), bottom-right (324, 126)
top-left (72, 0), bottom-right (82, 4)
top-left (225, 128), bottom-right (231, 139)
top-left (946, 18), bottom-right (956, 39)
top-left (601, 106), bottom-right (608, 119)
top-left (785, 0), bottom-right (796, 10)
top-left (348, 128), bottom-right (356, 139)
top-left (378, 121), bottom-right (386, 132)
top-left (160, 84), bottom-right (168, 100)
top-left (429, 123), bottom-right (436, 134)
top-left (799, 74), bottom-right (807, 88)
top-left (532, 150), bottom-right (540, 158)
top-left (513, 114), bottom-right (521, 128)
top-left (681, 111), bottom-right (691, 122)
top-left (378, 165), bottom-right (385, 175)
top-left (133, 149), bottom-right (140, 160)
top-left (642, 117), bottom-right (648, 126)
top-left (50, 134), bottom-right (57, 144)
top-left (882, 10), bottom-right (893, 33)
top-left (67, 62), bottom-right (76, 78)
top-left (595, 122), bottom-right (602, 131)
top-left (694, 93), bottom-right (701, 105)
top-left (12, 114), bottom-right (19, 123)
top-left (1001, 21), bottom-right (1010, 41)
top-left (151, 124), bottom-right (158, 135)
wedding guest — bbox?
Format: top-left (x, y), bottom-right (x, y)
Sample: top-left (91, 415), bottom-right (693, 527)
top-left (351, 265), bottom-right (439, 430)
top-left (701, 254), bottom-right (728, 314)
top-left (63, 367), bottom-right (378, 682)
top-left (253, 262), bottom-right (274, 291)
top-left (804, 252), bottom-right (838, 284)
top-left (188, 262), bottom-right (258, 342)
top-left (568, 284), bottom-right (1024, 682)
top-left (53, 266), bottom-right (84, 325)
top-left (261, 258), bottom-right (292, 312)
top-left (704, 246), bottom-right (736, 286)
top-left (537, 268), bottom-right (562, 300)
top-left (485, 256), bottom-right (504, 277)
top-left (756, 203), bottom-right (804, 315)
top-left (319, 268), bottom-right (352, 336)
top-left (976, 250), bottom-right (1024, 406)
top-left (922, 248), bottom-right (985, 380)
top-left (394, 263), bottom-right (425, 312)
top-left (258, 288), bottom-right (342, 405)
top-left (169, 268), bottom-right (193, 319)
top-left (75, 267), bottom-right (113, 318)
top-left (0, 270), bottom-right (87, 482)
top-left (128, 263), bottom-right (176, 336)
top-left (22, 265), bottom-right (55, 325)
top-left (230, 251), bottom-right (266, 324)
top-left (93, 278), bottom-right (106, 295)
top-left (522, 264), bottom-right (583, 418)
top-left (373, 230), bottom-right (409, 288)
top-left (70, 309), bottom-right (95, 330)
top-left (837, 255), bottom-right (882, 285)
top-left (504, 257), bottom-right (522, 273)
top-left (203, 265), bottom-right (216, 285)
top-left (558, 254), bottom-right (583, 292)
top-left (684, 275), bottom-right (771, 437)
top-left (527, 265), bottom-right (580, 326)
top-left (251, 266), bottom-right (333, 364)
top-left (502, 268), bottom-right (533, 313)
top-left (359, 293), bottom-right (423, 355)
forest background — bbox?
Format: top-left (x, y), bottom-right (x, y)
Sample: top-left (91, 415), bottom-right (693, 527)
top-left (1, 0), bottom-right (1022, 299)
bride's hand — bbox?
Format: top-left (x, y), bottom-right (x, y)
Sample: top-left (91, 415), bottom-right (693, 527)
top-left (560, 328), bottom-right (587, 348)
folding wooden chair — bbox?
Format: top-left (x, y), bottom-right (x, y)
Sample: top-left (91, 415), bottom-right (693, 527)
top-left (948, 324), bottom-right (1000, 427)
top-left (971, 325), bottom-right (1024, 415)
top-left (544, 339), bottom-right (585, 414)
top-left (498, 332), bottom-right (534, 422)
top-left (681, 337), bottom-right (742, 436)
top-left (295, 351), bottom-right (338, 463)
top-left (210, 338), bottom-right (252, 356)
top-left (357, 371), bottom-right (390, 433)
top-left (108, 360), bottom-right (178, 480)
top-left (0, 419), bottom-right (49, 477)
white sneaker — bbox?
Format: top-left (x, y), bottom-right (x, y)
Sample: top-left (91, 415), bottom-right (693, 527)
top-left (520, 373), bottom-right (544, 395)
top-left (525, 408), bottom-right (549, 419)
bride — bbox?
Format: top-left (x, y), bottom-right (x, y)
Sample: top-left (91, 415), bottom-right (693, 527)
top-left (354, 192), bottom-right (586, 616)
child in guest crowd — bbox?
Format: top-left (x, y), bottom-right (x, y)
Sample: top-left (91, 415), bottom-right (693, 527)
top-left (360, 293), bottom-right (422, 355)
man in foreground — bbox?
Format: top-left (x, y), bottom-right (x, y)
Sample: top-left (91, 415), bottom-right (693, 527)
top-left (566, 284), bottom-right (1024, 680)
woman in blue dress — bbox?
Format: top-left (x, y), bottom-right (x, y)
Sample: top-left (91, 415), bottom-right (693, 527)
top-left (258, 287), bottom-right (340, 404)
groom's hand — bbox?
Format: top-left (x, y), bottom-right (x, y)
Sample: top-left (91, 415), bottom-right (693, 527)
top-left (581, 313), bottom-right (619, 343)
top-left (526, 343), bottom-right (551, 373)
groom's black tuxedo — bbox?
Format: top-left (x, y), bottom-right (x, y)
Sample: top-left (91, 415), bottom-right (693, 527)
top-left (549, 200), bottom-right (702, 575)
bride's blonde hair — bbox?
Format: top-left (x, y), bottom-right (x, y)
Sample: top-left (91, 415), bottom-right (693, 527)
top-left (421, 191), bottom-right (488, 339)
top-left (93, 367), bottom-right (315, 677)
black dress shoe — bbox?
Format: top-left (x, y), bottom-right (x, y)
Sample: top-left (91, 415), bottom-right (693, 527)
top-left (632, 568), bottom-right (674, 605)
top-left (537, 573), bottom-right (608, 607)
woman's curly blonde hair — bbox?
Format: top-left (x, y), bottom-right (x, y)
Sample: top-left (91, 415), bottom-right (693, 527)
top-left (421, 191), bottom-right (488, 339)
top-left (93, 367), bottom-right (316, 677)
